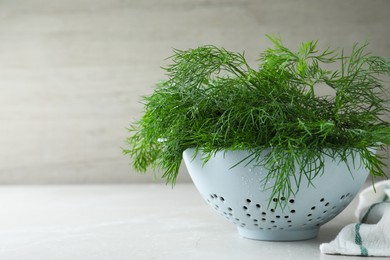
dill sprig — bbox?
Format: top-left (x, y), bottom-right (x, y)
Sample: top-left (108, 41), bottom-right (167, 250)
top-left (124, 35), bottom-right (390, 207)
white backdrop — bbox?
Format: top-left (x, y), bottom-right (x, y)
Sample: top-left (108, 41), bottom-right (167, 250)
top-left (0, 0), bottom-right (389, 184)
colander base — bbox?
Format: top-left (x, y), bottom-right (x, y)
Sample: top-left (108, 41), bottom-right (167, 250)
top-left (237, 227), bottom-right (319, 241)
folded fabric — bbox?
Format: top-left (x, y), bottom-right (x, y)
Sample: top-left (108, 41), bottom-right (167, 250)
top-left (320, 180), bottom-right (390, 257)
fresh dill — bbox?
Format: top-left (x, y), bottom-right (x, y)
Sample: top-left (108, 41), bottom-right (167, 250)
top-left (124, 35), bottom-right (390, 206)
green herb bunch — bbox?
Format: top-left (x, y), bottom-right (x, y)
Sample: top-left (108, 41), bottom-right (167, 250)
top-left (124, 35), bottom-right (390, 202)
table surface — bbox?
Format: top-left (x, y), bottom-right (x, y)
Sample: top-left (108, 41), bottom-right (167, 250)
top-left (0, 184), bottom-right (371, 260)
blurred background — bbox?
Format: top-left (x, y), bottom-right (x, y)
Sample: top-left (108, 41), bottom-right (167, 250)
top-left (0, 0), bottom-right (389, 184)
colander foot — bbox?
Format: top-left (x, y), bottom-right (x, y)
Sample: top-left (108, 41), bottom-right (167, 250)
top-left (237, 227), bottom-right (319, 241)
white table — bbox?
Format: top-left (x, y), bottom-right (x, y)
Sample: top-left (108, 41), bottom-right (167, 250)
top-left (0, 184), bottom-right (367, 260)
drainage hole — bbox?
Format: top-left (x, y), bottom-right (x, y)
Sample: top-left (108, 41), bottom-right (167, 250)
top-left (290, 210), bottom-right (296, 213)
top-left (246, 199), bottom-right (252, 203)
top-left (220, 197), bottom-right (225, 202)
top-left (243, 206), bottom-right (248, 210)
top-left (307, 214), bottom-right (312, 217)
top-left (289, 199), bottom-right (295, 204)
top-left (228, 207), bottom-right (233, 211)
top-left (256, 204), bottom-right (261, 209)
top-left (246, 214), bottom-right (251, 217)
top-left (311, 206), bottom-right (316, 210)
top-left (320, 198), bottom-right (325, 202)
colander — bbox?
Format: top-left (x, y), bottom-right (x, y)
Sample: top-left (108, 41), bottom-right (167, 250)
top-left (183, 148), bottom-right (369, 241)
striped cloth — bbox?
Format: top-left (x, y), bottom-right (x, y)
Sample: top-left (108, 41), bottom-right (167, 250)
top-left (320, 180), bottom-right (390, 257)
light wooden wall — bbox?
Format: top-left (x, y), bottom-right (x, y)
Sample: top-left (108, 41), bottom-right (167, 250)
top-left (0, 0), bottom-right (389, 184)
